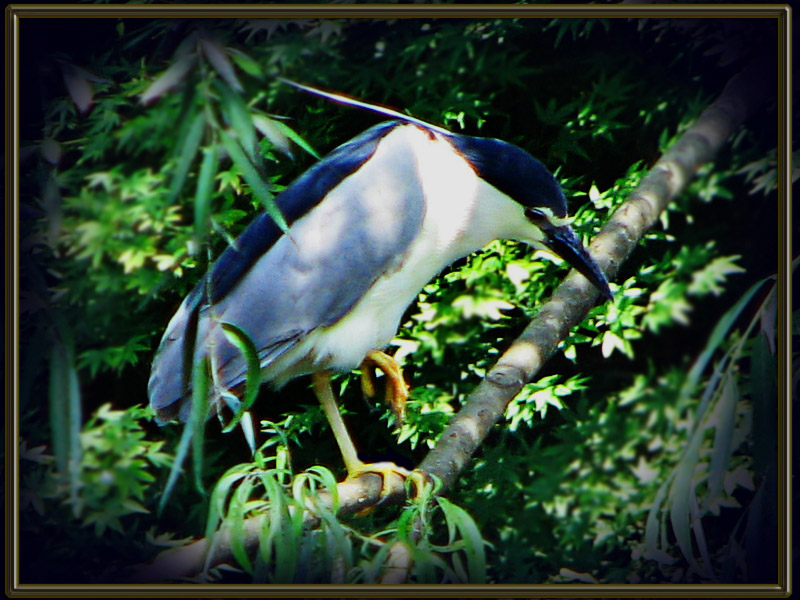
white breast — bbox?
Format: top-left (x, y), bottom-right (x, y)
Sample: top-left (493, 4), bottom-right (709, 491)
top-left (263, 124), bottom-right (539, 386)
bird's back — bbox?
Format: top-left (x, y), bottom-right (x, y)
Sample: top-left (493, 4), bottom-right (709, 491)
top-left (148, 121), bottom-right (430, 423)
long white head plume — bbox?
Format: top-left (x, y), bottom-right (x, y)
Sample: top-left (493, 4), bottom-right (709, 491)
top-left (277, 77), bottom-right (451, 135)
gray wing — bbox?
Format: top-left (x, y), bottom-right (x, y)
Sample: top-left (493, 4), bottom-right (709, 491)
top-left (149, 127), bottom-right (425, 423)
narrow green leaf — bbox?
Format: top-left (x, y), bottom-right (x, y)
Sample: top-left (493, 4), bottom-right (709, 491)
top-left (240, 411), bottom-right (256, 456)
top-left (48, 343), bottom-right (69, 474)
top-left (680, 276), bottom-right (770, 423)
top-left (200, 36), bottom-right (243, 92)
top-left (168, 111), bottom-right (205, 206)
top-left (645, 479), bottom-right (670, 561)
top-left (668, 431), bottom-right (704, 573)
top-left (219, 128), bottom-right (289, 234)
top-left (751, 328), bottom-right (778, 478)
top-left (268, 119), bottom-right (320, 159)
top-left (66, 358), bottom-right (82, 505)
top-left (141, 53), bottom-right (197, 105)
top-left (436, 497), bottom-right (487, 583)
top-left (60, 62), bottom-right (93, 113)
top-left (190, 356), bottom-right (210, 495)
top-left (215, 80), bottom-right (258, 164)
top-left (158, 418), bottom-right (194, 516)
top-left (204, 466), bottom-right (252, 541)
top-left (194, 145), bottom-right (219, 248)
top-left (228, 476), bottom-right (255, 573)
top-left (220, 322), bottom-right (262, 432)
top-left (228, 47), bottom-right (263, 78)
top-left (266, 473), bottom-right (298, 583)
top-left (306, 465), bottom-right (340, 512)
top-left (707, 374), bottom-right (738, 502)
top-left (252, 114), bottom-right (293, 158)
top-left (690, 492), bottom-right (713, 580)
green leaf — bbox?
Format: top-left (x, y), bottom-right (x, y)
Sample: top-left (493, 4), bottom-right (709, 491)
top-left (140, 53), bottom-right (197, 105)
top-left (193, 145), bottom-right (219, 248)
top-left (679, 276), bottom-right (770, 414)
top-left (219, 128), bottom-right (289, 234)
top-left (707, 374), bottom-right (738, 502)
top-left (215, 80), bottom-right (258, 164)
top-left (267, 119), bottom-right (321, 159)
top-left (157, 418), bottom-right (194, 517)
top-left (220, 322), bottom-right (262, 432)
top-left (168, 111), bottom-right (205, 207)
top-left (205, 466), bottom-right (252, 541)
top-left (668, 430), bottom-right (703, 574)
top-left (190, 356), bottom-right (210, 495)
top-left (201, 36), bottom-right (243, 93)
top-left (48, 342), bottom-right (69, 475)
top-left (436, 497), bottom-right (486, 584)
top-left (252, 114), bottom-right (293, 158)
top-left (228, 47), bottom-right (263, 78)
top-left (228, 476), bottom-right (255, 573)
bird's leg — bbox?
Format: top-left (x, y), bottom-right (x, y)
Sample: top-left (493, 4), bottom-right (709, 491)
top-left (311, 370), bottom-right (410, 495)
top-left (359, 350), bottom-right (408, 424)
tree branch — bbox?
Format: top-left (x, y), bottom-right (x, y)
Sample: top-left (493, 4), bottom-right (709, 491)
top-left (125, 59), bottom-right (771, 583)
top-left (419, 57), bottom-right (772, 491)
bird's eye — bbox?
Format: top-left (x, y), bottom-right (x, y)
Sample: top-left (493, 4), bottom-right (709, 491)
top-left (525, 208), bottom-right (547, 222)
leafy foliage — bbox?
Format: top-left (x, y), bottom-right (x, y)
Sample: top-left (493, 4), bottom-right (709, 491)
top-left (17, 13), bottom-right (781, 585)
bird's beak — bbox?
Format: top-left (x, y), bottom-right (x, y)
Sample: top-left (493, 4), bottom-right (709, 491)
top-left (545, 225), bottom-right (613, 301)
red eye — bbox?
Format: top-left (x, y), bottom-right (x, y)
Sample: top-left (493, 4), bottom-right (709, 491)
top-left (525, 208), bottom-right (546, 222)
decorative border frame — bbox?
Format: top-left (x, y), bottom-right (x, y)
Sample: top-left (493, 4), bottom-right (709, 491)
top-left (5, 3), bottom-right (791, 597)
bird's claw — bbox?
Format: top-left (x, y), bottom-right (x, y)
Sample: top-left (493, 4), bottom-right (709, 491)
top-left (359, 350), bottom-right (408, 425)
top-left (346, 462), bottom-right (429, 505)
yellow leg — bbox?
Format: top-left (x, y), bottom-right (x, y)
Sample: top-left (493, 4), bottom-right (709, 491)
top-left (359, 350), bottom-right (408, 424)
top-left (312, 371), bottom-right (361, 474)
top-left (311, 371), bottom-right (410, 494)
top-left (311, 370), bottom-right (410, 493)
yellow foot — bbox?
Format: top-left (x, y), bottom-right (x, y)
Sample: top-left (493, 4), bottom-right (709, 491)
top-left (346, 461), bottom-right (430, 503)
top-left (347, 460), bottom-right (410, 501)
top-left (360, 350), bottom-right (408, 424)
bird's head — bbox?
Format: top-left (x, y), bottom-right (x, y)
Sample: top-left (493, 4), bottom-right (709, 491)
top-left (447, 132), bottom-right (613, 301)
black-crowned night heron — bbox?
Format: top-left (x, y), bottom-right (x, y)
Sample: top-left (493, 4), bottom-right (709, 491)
top-left (148, 106), bottom-right (612, 484)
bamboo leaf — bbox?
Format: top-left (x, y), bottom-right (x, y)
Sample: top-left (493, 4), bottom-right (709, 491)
top-left (168, 111), bottom-right (205, 207)
top-left (157, 417), bottom-right (194, 516)
top-left (204, 466), bottom-right (252, 541)
top-left (228, 476), bottom-right (255, 573)
top-left (219, 128), bottom-right (289, 234)
top-left (60, 62), bottom-right (93, 113)
top-left (668, 431), bottom-right (704, 573)
top-left (436, 497), bottom-right (486, 583)
top-left (707, 374), bottom-right (738, 502)
top-left (265, 472), bottom-right (298, 582)
top-left (215, 80), bottom-right (259, 165)
top-left (680, 276), bottom-right (769, 421)
top-left (190, 355), bottom-right (210, 495)
top-left (193, 145), bottom-right (219, 249)
top-left (200, 36), bottom-right (243, 92)
top-left (140, 53), bottom-right (197, 105)
top-left (268, 119), bottom-right (321, 159)
top-left (751, 324), bottom-right (778, 477)
top-left (228, 47), bottom-right (263, 78)
top-left (252, 114), bottom-right (293, 158)
top-left (66, 355), bottom-right (82, 506)
top-left (48, 343), bottom-right (69, 474)
top-left (220, 322), bottom-right (262, 432)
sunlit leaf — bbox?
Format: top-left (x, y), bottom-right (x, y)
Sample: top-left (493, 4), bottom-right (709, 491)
top-left (60, 62), bottom-right (93, 113)
top-left (140, 53), bottom-right (197, 105)
top-left (201, 35), bottom-right (243, 92)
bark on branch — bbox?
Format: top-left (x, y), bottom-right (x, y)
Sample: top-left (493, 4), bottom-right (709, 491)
top-left (126, 59), bottom-right (771, 583)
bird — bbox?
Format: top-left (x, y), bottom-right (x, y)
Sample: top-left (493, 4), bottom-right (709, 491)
top-left (148, 93), bottom-right (612, 487)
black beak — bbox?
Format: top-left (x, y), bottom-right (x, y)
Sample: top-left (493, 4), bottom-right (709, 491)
top-left (546, 225), bottom-right (612, 301)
